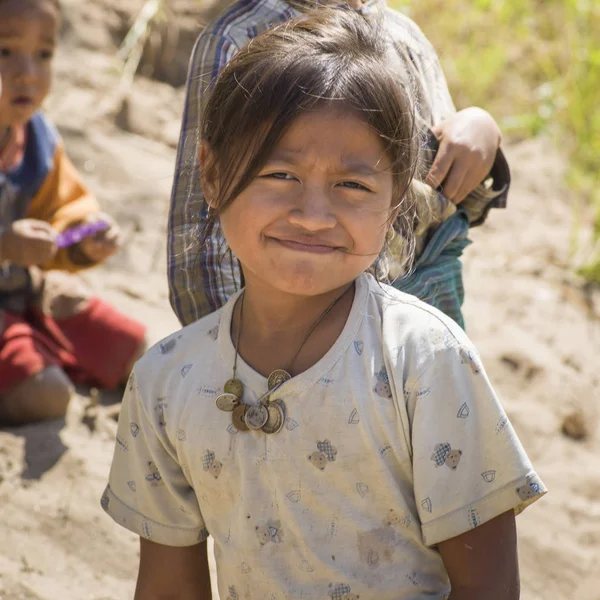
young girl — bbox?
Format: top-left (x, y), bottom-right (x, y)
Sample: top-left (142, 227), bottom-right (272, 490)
top-left (103, 9), bottom-right (545, 599)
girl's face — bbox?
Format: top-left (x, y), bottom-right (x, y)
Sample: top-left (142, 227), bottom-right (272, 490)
top-left (218, 107), bottom-right (396, 297)
top-left (0, 0), bottom-right (58, 128)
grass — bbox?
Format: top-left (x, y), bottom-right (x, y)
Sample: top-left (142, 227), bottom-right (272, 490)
top-left (391, 0), bottom-right (600, 282)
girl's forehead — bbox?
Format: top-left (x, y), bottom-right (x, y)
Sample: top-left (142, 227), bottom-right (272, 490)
top-left (0, 0), bottom-right (59, 34)
top-left (284, 105), bottom-right (367, 129)
top-left (271, 107), bottom-right (389, 168)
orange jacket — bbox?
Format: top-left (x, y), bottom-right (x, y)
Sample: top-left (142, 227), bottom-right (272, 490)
top-left (5, 112), bottom-right (100, 272)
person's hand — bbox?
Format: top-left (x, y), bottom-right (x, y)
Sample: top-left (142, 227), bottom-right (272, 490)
top-left (76, 213), bottom-right (121, 264)
top-left (0, 219), bottom-right (58, 266)
top-left (425, 107), bottom-right (502, 204)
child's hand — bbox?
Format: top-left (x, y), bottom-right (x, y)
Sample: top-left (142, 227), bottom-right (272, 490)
top-left (425, 107), bottom-right (502, 204)
top-left (0, 219), bottom-right (58, 266)
top-left (76, 213), bottom-right (121, 264)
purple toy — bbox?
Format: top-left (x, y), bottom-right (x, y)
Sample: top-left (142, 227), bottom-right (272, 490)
top-left (56, 221), bottom-right (109, 248)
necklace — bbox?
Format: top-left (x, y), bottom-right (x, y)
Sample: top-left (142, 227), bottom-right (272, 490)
top-left (215, 285), bottom-right (352, 435)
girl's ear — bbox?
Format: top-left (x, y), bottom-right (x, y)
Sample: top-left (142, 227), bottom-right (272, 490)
top-left (199, 142), bottom-right (218, 209)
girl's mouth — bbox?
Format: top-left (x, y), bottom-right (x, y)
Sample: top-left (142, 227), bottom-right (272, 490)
top-left (11, 96), bottom-right (34, 106)
top-left (272, 237), bottom-right (340, 254)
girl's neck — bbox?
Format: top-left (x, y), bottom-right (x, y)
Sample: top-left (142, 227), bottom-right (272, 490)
top-left (233, 279), bottom-right (356, 378)
top-left (238, 280), bottom-right (354, 340)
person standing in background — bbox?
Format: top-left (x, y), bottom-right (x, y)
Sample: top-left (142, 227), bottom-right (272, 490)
top-left (167, 0), bottom-right (510, 330)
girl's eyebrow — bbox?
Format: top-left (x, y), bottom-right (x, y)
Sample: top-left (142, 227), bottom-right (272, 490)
top-left (268, 150), bottom-right (382, 176)
top-left (268, 148), bottom-right (302, 163)
top-left (339, 160), bottom-right (381, 176)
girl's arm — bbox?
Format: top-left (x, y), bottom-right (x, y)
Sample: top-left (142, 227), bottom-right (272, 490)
top-left (438, 510), bottom-right (520, 600)
top-left (135, 538), bottom-right (212, 600)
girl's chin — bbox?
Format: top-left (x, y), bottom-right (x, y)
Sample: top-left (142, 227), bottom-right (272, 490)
top-left (245, 264), bottom-right (359, 296)
top-left (5, 109), bottom-right (36, 127)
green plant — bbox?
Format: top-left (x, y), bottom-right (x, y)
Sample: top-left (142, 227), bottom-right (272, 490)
top-left (392, 0), bottom-right (600, 282)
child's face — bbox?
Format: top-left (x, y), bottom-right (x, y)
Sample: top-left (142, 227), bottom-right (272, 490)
top-left (0, 0), bottom-right (58, 128)
top-left (218, 107), bottom-right (395, 297)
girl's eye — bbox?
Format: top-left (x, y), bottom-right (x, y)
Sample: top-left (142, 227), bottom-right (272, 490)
top-left (38, 49), bottom-right (54, 60)
top-left (0, 48), bottom-right (11, 58)
top-left (338, 181), bottom-right (371, 192)
top-left (265, 172), bottom-right (295, 180)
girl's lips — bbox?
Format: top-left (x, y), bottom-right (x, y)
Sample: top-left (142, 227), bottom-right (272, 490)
top-left (12, 96), bottom-right (33, 105)
top-left (272, 238), bottom-right (339, 254)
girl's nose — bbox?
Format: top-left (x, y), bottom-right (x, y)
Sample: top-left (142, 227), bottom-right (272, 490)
top-left (288, 186), bottom-right (337, 231)
top-left (12, 57), bottom-right (36, 83)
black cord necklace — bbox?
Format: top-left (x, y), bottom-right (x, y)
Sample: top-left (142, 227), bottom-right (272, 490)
top-left (215, 286), bottom-right (352, 434)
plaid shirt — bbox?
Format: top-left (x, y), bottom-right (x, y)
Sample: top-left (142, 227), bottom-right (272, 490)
top-left (168, 0), bottom-right (509, 326)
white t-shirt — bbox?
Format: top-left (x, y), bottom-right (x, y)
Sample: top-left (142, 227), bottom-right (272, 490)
top-left (103, 273), bottom-right (545, 600)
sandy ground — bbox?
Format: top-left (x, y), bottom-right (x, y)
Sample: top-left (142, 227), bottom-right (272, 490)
top-left (1, 1), bottom-right (600, 598)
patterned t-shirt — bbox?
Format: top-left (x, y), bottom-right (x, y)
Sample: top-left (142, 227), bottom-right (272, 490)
top-left (103, 273), bottom-right (546, 599)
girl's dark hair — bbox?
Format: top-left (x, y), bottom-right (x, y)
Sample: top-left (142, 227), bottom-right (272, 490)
top-left (200, 7), bottom-right (422, 268)
top-left (0, 0), bottom-right (61, 10)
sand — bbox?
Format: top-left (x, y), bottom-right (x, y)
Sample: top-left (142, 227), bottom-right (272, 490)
top-left (1, 0), bottom-right (599, 598)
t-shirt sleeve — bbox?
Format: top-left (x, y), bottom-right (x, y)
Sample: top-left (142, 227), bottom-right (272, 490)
top-left (406, 341), bottom-right (546, 547)
top-left (101, 368), bottom-right (207, 546)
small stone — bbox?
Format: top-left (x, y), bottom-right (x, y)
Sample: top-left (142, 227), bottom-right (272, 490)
top-left (89, 387), bottom-right (100, 407)
top-left (561, 410), bottom-right (589, 441)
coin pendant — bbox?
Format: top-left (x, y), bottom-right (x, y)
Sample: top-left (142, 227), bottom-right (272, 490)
top-left (216, 393), bottom-right (239, 412)
top-left (267, 369), bottom-right (291, 390)
top-left (232, 404), bottom-right (249, 432)
top-left (245, 404), bottom-right (269, 430)
top-left (262, 400), bottom-right (285, 435)
top-left (224, 378), bottom-right (244, 398)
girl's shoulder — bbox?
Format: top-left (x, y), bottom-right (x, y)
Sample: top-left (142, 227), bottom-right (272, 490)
top-left (134, 309), bottom-right (223, 384)
top-left (363, 275), bottom-right (472, 372)
top-left (365, 274), bottom-right (463, 333)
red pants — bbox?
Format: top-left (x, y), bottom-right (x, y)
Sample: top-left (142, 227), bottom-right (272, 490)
top-left (0, 298), bottom-right (146, 394)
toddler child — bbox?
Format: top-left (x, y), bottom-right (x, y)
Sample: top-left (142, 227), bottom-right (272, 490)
top-left (167, 0), bottom-right (510, 330)
top-left (0, 0), bottom-right (146, 424)
top-left (103, 10), bottom-right (544, 599)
